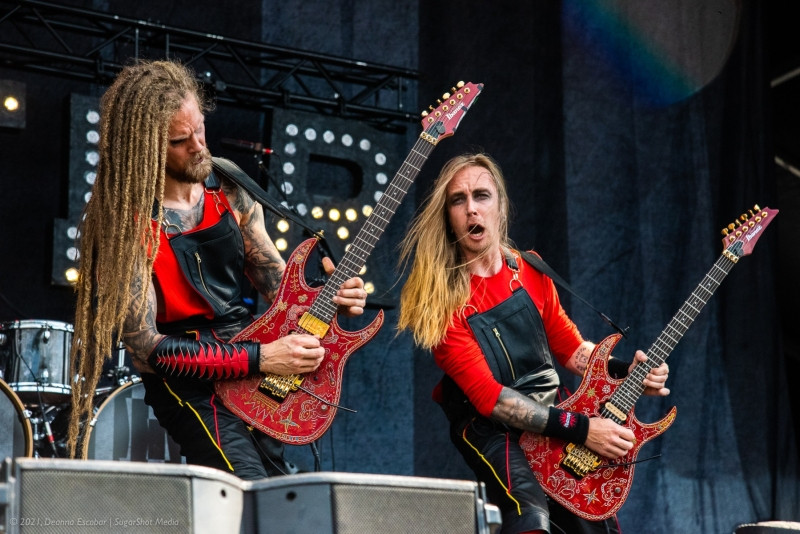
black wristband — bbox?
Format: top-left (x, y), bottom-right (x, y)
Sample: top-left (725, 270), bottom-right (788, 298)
top-left (543, 407), bottom-right (590, 444)
top-left (607, 357), bottom-right (630, 379)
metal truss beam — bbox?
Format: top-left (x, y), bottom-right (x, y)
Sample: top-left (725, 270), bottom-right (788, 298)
top-left (0, 0), bottom-right (420, 131)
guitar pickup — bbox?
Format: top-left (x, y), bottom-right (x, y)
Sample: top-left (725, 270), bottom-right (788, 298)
top-left (258, 373), bottom-right (304, 401)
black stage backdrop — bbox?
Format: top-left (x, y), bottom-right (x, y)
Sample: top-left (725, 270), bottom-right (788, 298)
top-left (0, 1), bottom-right (798, 533)
top-left (416, 1), bottom-right (800, 533)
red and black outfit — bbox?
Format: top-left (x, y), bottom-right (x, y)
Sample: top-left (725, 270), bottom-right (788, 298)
top-left (141, 170), bottom-right (294, 480)
top-left (434, 248), bottom-right (620, 534)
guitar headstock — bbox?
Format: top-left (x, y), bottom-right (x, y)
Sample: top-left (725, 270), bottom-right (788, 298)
top-left (420, 81), bottom-right (483, 144)
top-left (720, 205), bottom-right (778, 258)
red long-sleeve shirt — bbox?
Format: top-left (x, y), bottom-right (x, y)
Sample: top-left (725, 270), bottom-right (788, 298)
top-left (432, 250), bottom-right (583, 417)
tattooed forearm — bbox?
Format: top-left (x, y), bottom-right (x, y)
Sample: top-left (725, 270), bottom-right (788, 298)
top-left (122, 274), bottom-right (163, 364)
top-left (491, 387), bottom-right (551, 433)
top-left (566, 341), bottom-right (595, 377)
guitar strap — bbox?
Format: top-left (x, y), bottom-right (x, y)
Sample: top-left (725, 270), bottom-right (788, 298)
top-left (515, 250), bottom-right (629, 338)
top-left (211, 157), bottom-right (323, 240)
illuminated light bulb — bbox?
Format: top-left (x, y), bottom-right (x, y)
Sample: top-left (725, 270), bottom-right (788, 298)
top-left (364, 282), bottom-right (375, 294)
top-left (311, 206), bottom-right (324, 219)
top-left (328, 208), bottom-right (341, 221)
top-left (4, 96), bottom-right (19, 112)
top-left (362, 205), bottom-right (373, 217)
top-left (64, 268), bottom-right (80, 284)
top-left (359, 265), bottom-right (367, 275)
top-left (345, 208), bottom-right (358, 222)
top-left (337, 226), bottom-right (349, 240)
top-left (275, 238), bottom-right (288, 251)
top-left (276, 219), bottom-right (290, 233)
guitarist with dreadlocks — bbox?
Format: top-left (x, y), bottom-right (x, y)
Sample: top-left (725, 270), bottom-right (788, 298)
top-left (397, 153), bottom-right (670, 534)
top-left (67, 60), bottom-right (367, 479)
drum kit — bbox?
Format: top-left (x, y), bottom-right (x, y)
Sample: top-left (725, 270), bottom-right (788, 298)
top-left (0, 319), bottom-right (182, 463)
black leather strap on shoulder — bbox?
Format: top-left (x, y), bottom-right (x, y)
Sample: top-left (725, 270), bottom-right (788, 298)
top-left (517, 249), bottom-right (629, 338)
top-left (211, 157), bottom-right (322, 239)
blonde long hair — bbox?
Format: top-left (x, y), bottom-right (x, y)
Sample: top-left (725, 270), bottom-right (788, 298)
top-left (67, 60), bottom-right (210, 457)
top-left (396, 153), bottom-right (512, 349)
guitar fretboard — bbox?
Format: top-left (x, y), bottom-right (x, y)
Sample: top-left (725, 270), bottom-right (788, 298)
top-left (602, 240), bottom-right (744, 419)
top-left (304, 123), bottom-right (443, 326)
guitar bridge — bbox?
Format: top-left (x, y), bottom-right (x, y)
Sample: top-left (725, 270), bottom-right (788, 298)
top-left (258, 373), bottom-right (304, 401)
top-left (561, 443), bottom-right (602, 478)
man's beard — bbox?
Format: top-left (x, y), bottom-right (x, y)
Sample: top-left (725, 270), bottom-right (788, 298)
top-left (169, 147), bottom-right (213, 184)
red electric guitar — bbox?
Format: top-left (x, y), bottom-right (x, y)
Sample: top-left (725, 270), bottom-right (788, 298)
top-left (215, 81), bottom-right (484, 444)
top-left (519, 205), bottom-right (778, 520)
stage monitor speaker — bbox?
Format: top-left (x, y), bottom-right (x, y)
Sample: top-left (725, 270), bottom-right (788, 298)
top-left (735, 522), bottom-right (800, 533)
top-left (244, 471), bottom-right (501, 534)
top-left (1, 457), bottom-right (245, 534)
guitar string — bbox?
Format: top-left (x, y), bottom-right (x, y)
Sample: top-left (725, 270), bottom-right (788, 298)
top-left (602, 250), bottom-right (738, 418)
top-left (308, 131), bottom-right (439, 321)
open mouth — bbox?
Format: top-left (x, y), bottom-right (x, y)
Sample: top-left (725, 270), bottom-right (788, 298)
top-left (468, 224), bottom-right (484, 236)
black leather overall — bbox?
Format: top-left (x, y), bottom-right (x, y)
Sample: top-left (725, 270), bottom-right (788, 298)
top-left (439, 253), bottom-right (619, 534)
top-left (144, 172), bottom-right (293, 480)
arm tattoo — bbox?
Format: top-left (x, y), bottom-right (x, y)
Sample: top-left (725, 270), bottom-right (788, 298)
top-left (243, 216), bottom-right (285, 300)
top-left (122, 273), bottom-right (162, 366)
top-left (221, 177), bottom-right (285, 302)
top-left (572, 343), bottom-right (593, 375)
top-left (491, 387), bottom-right (551, 433)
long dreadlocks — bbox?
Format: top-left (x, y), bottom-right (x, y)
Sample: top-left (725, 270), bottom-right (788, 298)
top-left (67, 60), bottom-right (211, 457)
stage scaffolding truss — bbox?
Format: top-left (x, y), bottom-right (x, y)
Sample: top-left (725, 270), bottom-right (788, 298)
top-left (0, 0), bottom-right (419, 131)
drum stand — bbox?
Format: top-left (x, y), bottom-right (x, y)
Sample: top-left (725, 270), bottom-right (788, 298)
top-left (28, 402), bottom-right (64, 458)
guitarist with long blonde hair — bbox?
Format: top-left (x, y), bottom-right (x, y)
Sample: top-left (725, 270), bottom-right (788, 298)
top-left (397, 153), bottom-right (670, 533)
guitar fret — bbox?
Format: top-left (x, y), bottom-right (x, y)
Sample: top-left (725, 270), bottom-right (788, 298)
top-left (520, 210), bottom-right (777, 522)
top-left (307, 135), bottom-right (439, 323)
top-left (607, 252), bottom-right (740, 413)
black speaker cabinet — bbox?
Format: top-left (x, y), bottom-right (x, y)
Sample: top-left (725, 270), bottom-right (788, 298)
top-left (1, 460), bottom-right (500, 534)
top-left (735, 522), bottom-right (800, 533)
top-left (1, 457), bottom-right (245, 533)
top-left (244, 471), bottom-right (501, 534)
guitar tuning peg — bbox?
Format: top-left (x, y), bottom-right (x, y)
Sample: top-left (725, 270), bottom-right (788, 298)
top-left (721, 228), bottom-right (729, 237)
top-left (753, 204), bottom-right (761, 211)
top-left (421, 110), bottom-right (428, 118)
top-left (442, 92), bottom-right (451, 99)
top-left (456, 81), bottom-right (465, 88)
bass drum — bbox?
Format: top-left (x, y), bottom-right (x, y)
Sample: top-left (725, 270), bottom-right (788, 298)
top-left (0, 378), bottom-right (33, 459)
top-left (83, 379), bottom-right (183, 463)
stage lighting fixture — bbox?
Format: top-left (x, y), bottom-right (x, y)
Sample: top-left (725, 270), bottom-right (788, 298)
top-left (0, 79), bottom-right (26, 129)
top-left (267, 108), bottom-right (407, 307)
top-left (51, 94), bottom-right (101, 286)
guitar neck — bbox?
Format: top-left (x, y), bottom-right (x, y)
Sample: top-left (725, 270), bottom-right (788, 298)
top-left (306, 130), bottom-right (440, 325)
top-left (605, 241), bottom-right (744, 416)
